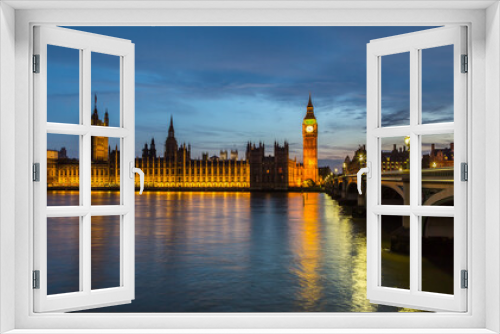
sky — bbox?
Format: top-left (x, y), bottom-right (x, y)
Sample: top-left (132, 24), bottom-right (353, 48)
top-left (47, 26), bottom-right (454, 171)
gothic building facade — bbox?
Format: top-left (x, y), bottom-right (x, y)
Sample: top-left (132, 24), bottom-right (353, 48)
top-left (47, 95), bottom-right (320, 190)
top-left (246, 141), bottom-right (304, 190)
top-left (136, 115), bottom-right (251, 189)
top-left (135, 117), bottom-right (304, 190)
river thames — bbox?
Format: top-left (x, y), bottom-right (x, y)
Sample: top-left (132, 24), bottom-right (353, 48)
top-left (46, 191), bottom-right (451, 312)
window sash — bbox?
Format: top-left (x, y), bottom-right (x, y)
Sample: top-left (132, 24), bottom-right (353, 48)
top-left (33, 25), bottom-right (136, 313)
top-left (366, 26), bottom-right (467, 312)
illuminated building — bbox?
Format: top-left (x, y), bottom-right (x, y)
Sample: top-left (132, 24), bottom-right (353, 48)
top-left (342, 142), bottom-right (454, 175)
top-left (137, 116), bottom-right (251, 188)
top-left (382, 144), bottom-right (409, 172)
top-left (422, 143), bottom-right (454, 168)
top-left (302, 93), bottom-right (319, 183)
top-left (47, 95), bottom-right (325, 190)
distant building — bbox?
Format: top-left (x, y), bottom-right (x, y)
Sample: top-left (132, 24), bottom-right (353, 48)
top-left (422, 143), bottom-right (454, 168)
top-left (381, 144), bottom-right (409, 172)
top-left (343, 143), bottom-right (410, 173)
top-left (343, 145), bottom-right (367, 175)
top-left (342, 142), bottom-right (454, 175)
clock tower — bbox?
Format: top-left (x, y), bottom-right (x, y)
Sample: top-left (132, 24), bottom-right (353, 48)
top-left (302, 93), bottom-right (318, 184)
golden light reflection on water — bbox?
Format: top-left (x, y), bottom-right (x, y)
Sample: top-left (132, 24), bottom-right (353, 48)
top-left (292, 193), bottom-right (322, 310)
top-left (49, 191), bottom-right (427, 312)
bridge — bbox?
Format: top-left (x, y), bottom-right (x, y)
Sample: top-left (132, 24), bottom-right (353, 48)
top-left (326, 167), bottom-right (454, 207)
top-left (325, 167), bottom-right (454, 251)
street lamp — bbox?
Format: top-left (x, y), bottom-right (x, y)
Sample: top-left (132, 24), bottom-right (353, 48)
top-left (358, 154), bottom-right (365, 168)
top-left (404, 136), bottom-right (411, 170)
top-left (404, 136), bottom-right (410, 149)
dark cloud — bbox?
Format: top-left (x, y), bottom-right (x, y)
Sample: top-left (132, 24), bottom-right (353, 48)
top-left (382, 108), bottom-right (410, 127)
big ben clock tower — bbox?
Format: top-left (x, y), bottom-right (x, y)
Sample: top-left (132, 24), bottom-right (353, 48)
top-left (302, 93), bottom-right (318, 184)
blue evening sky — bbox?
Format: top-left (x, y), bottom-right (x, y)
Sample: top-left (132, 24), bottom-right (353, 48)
top-left (47, 26), bottom-right (454, 170)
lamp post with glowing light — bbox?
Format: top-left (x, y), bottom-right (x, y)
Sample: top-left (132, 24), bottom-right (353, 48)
top-left (404, 136), bottom-right (410, 170)
top-left (358, 153), bottom-right (365, 169)
top-left (404, 136), bottom-right (410, 149)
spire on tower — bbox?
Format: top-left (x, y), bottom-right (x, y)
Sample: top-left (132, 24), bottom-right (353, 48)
top-left (93, 93), bottom-right (98, 114)
top-left (168, 115), bottom-right (175, 137)
top-left (91, 94), bottom-right (99, 125)
top-left (149, 138), bottom-right (157, 158)
top-left (305, 92), bottom-right (316, 120)
top-left (104, 108), bottom-right (109, 126)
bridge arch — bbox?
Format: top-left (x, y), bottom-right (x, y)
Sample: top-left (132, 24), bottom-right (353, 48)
top-left (423, 188), bottom-right (454, 206)
top-left (346, 182), bottom-right (358, 201)
top-left (381, 184), bottom-right (405, 205)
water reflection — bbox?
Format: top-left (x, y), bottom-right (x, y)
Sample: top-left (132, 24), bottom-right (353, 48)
top-left (91, 215), bottom-right (120, 290)
top-left (47, 217), bottom-right (80, 295)
top-left (46, 191), bottom-right (441, 312)
top-left (291, 194), bottom-right (321, 310)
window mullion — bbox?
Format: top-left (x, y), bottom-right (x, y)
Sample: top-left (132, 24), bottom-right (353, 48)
top-left (82, 48), bottom-right (91, 208)
top-left (409, 47), bottom-right (420, 294)
top-left (82, 132), bottom-right (91, 294)
top-left (81, 214), bottom-right (91, 293)
top-left (81, 48), bottom-right (92, 294)
top-left (77, 45), bottom-right (84, 297)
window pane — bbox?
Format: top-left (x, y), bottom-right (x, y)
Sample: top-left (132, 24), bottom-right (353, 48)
top-left (91, 52), bottom-right (120, 127)
top-left (381, 137), bottom-right (410, 205)
top-left (421, 134), bottom-right (454, 206)
top-left (381, 215), bottom-right (410, 290)
top-left (47, 45), bottom-right (80, 124)
top-left (47, 134), bottom-right (80, 206)
top-left (47, 217), bottom-right (80, 295)
top-left (381, 52), bottom-right (410, 127)
top-left (91, 215), bottom-right (121, 290)
top-left (421, 45), bottom-right (454, 124)
top-left (421, 216), bottom-right (454, 294)
top-left (91, 137), bottom-right (121, 205)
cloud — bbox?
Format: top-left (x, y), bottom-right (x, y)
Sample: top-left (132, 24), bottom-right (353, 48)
top-left (381, 108), bottom-right (410, 127)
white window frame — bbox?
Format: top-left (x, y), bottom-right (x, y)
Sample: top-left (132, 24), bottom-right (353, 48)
top-left (32, 26), bottom-right (136, 313)
top-left (366, 26), bottom-right (468, 312)
top-left (1, 1), bottom-right (499, 333)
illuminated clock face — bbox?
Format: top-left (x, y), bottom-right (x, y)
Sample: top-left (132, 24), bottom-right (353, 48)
top-left (306, 125), bottom-right (314, 133)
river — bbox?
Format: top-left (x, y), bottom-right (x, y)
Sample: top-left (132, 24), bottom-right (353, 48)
top-left (46, 191), bottom-right (443, 312)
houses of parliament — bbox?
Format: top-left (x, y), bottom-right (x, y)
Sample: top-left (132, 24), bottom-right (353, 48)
top-left (47, 95), bottom-right (321, 191)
